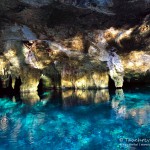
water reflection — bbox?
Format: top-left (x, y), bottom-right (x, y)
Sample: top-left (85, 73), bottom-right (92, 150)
top-left (111, 88), bottom-right (150, 126)
top-left (62, 89), bottom-right (110, 107)
top-left (20, 92), bottom-right (40, 105)
top-left (94, 89), bottom-right (110, 103)
top-left (128, 106), bottom-right (150, 126)
top-left (0, 87), bottom-right (150, 149)
top-left (19, 88), bottom-right (150, 126)
top-left (112, 89), bottom-right (126, 117)
top-left (0, 114), bottom-right (8, 132)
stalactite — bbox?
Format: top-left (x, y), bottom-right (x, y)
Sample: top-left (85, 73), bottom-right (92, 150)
top-left (107, 49), bottom-right (124, 88)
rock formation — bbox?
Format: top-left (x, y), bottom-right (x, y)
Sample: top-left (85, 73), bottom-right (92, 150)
top-left (0, 0), bottom-right (149, 93)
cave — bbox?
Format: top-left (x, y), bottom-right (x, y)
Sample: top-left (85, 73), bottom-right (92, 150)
top-left (0, 0), bottom-right (150, 149)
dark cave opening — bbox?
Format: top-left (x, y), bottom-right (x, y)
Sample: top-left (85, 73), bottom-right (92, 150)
top-left (108, 75), bottom-right (115, 89)
top-left (14, 77), bottom-right (22, 93)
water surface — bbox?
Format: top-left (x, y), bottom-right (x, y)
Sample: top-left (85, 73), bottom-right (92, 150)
top-left (0, 87), bottom-right (150, 150)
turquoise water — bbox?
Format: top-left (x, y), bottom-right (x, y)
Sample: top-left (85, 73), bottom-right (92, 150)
top-left (0, 87), bottom-right (150, 150)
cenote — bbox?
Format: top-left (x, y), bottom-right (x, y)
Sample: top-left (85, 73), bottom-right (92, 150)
top-left (0, 0), bottom-right (150, 149)
top-left (0, 86), bottom-right (150, 150)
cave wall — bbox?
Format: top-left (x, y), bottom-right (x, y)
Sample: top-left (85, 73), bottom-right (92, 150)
top-left (0, 0), bottom-right (149, 93)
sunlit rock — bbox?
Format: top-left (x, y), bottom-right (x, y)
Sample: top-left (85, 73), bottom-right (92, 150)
top-left (75, 75), bottom-right (95, 89)
top-left (42, 65), bottom-right (61, 88)
top-left (115, 29), bottom-right (133, 47)
top-left (121, 51), bottom-right (150, 82)
top-left (88, 31), bottom-right (124, 88)
top-left (3, 40), bottom-right (23, 69)
top-left (20, 67), bottom-right (41, 92)
top-left (88, 30), bottom-right (109, 61)
top-left (40, 74), bottom-right (52, 89)
top-left (0, 56), bottom-right (11, 88)
top-left (104, 28), bottom-right (134, 48)
top-left (0, 57), bottom-right (9, 75)
top-left (22, 41), bottom-right (52, 69)
top-left (62, 80), bottom-right (74, 89)
top-left (0, 36), bottom-right (149, 90)
top-left (0, 0), bottom-right (149, 91)
top-left (64, 34), bottom-right (85, 52)
top-left (104, 27), bottom-right (120, 42)
top-left (92, 72), bottom-right (109, 88)
top-left (107, 51), bottom-right (124, 88)
top-left (139, 24), bottom-right (150, 35)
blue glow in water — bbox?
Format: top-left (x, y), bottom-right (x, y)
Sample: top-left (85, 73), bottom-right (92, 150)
top-left (0, 87), bottom-right (150, 150)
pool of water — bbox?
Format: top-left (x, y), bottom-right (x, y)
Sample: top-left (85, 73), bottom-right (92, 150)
top-left (0, 86), bottom-right (150, 150)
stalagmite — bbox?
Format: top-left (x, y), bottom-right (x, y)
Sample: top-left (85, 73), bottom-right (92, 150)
top-left (20, 67), bottom-right (41, 92)
top-left (107, 50), bottom-right (124, 88)
top-left (92, 72), bottom-right (109, 88)
top-left (11, 78), bottom-right (16, 89)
